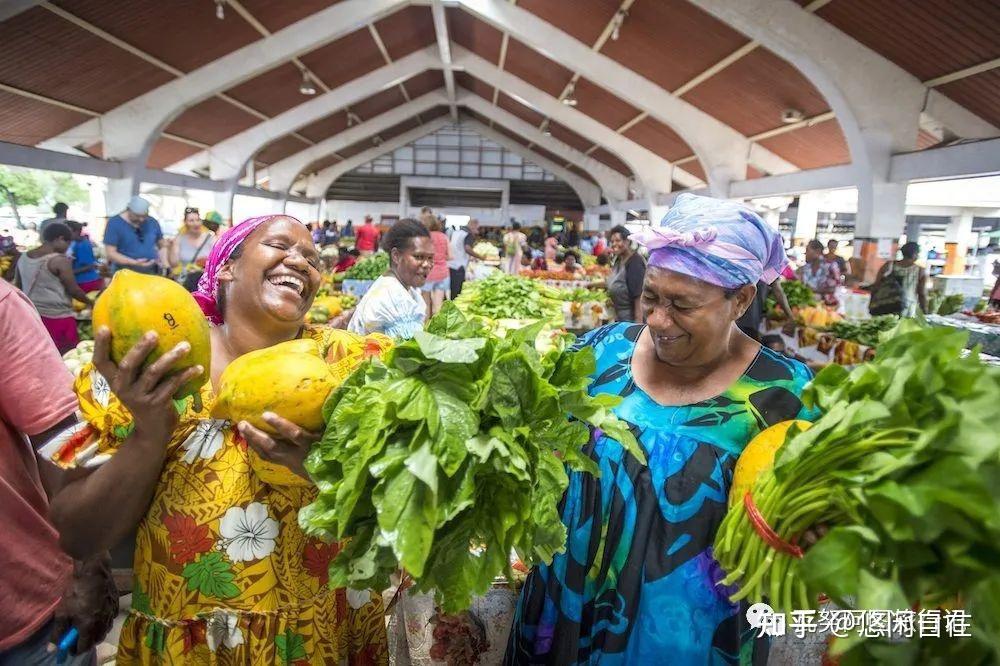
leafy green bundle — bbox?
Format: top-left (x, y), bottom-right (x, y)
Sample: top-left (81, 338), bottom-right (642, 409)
top-left (826, 315), bottom-right (898, 347)
top-left (454, 273), bottom-right (563, 325)
top-left (767, 280), bottom-right (815, 313)
top-left (344, 252), bottom-right (389, 280)
top-left (714, 319), bottom-right (1000, 662)
top-left (549, 286), bottom-right (608, 303)
top-left (299, 303), bottom-right (642, 612)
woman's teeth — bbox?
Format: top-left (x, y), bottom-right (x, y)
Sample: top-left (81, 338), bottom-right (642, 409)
top-left (267, 274), bottom-right (305, 295)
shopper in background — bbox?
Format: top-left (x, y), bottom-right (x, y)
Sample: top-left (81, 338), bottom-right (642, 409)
top-left (502, 222), bottom-right (527, 276)
top-left (447, 218), bottom-right (486, 298)
top-left (507, 194), bottom-right (814, 665)
top-left (334, 247), bottom-right (360, 273)
top-left (0, 279), bottom-right (117, 666)
top-left (354, 215), bottom-right (379, 256)
top-left (103, 195), bottom-right (163, 274)
top-left (798, 239), bottom-right (840, 304)
top-left (349, 219), bottom-right (434, 339)
top-left (562, 250), bottom-right (585, 276)
top-left (323, 220), bottom-right (339, 247)
top-left (421, 216), bottom-right (451, 317)
top-left (606, 225), bottom-right (646, 322)
top-left (67, 222), bottom-right (103, 293)
top-left (544, 235), bottom-right (559, 265)
top-left (14, 223), bottom-right (94, 353)
top-left (872, 241), bottom-right (927, 317)
top-left (824, 238), bottom-right (850, 279)
top-left (169, 207), bottom-right (215, 291)
top-left (342, 219), bottom-right (354, 238)
top-left (37, 201), bottom-right (69, 237)
top-left (579, 231), bottom-right (596, 255)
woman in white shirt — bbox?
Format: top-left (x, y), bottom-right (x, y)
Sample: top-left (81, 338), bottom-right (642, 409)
top-left (348, 219), bottom-right (435, 340)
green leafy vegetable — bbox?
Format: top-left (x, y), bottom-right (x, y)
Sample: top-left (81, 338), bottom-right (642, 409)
top-left (767, 280), bottom-right (815, 313)
top-left (300, 303), bottom-right (642, 612)
top-left (454, 273), bottom-right (564, 325)
top-left (344, 252), bottom-right (389, 280)
top-left (826, 315), bottom-right (899, 347)
top-left (714, 318), bottom-right (1000, 662)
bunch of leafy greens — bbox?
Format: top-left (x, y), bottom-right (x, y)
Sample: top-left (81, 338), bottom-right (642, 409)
top-left (767, 280), bottom-right (815, 313)
top-left (826, 315), bottom-right (899, 347)
top-left (344, 252), bottom-right (389, 280)
top-left (454, 273), bottom-right (563, 325)
top-left (299, 303), bottom-right (642, 612)
top-left (549, 286), bottom-right (608, 303)
top-left (714, 318), bottom-right (1000, 663)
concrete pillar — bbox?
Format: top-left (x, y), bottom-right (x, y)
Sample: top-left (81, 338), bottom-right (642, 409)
top-left (104, 168), bottom-right (141, 217)
top-left (944, 209), bottom-right (975, 275)
top-left (762, 209), bottom-right (780, 230)
top-left (213, 184), bottom-right (236, 227)
top-left (854, 181), bottom-right (907, 283)
top-left (583, 209), bottom-right (601, 231)
top-left (792, 192), bottom-right (820, 244)
top-left (905, 218), bottom-right (922, 245)
top-left (610, 209), bottom-right (626, 229)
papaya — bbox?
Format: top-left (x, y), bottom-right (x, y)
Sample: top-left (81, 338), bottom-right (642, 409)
top-left (211, 338), bottom-right (335, 435)
top-left (730, 420), bottom-right (812, 508)
top-left (92, 270), bottom-right (210, 402)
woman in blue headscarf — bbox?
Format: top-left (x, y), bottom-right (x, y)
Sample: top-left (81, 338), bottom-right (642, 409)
top-left (506, 194), bottom-right (818, 665)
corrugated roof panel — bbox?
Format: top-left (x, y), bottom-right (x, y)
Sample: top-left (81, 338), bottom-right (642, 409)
top-left (623, 116), bottom-right (693, 162)
top-left (572, 77), bottom-right (641, 131)
top-left (0, 90), bottom-right (91, 145)
top-left (815, 0), bottom-right (1000, 81)
top-left (0, 6), bottom-right (174, 113)
top-left (448, 8), bottom-right (504, 65)
top-left (504, 38), bottom-right (574, 98)
top-left (518, 0), bottom-right (620, 47)
top-left (403, 70), bottom-right (445, 99)
top-left (600, 0), bottom-right (750, 93)
top-left (299, 28), bottom-right (383, 91)
top-left (49, 0), bottom-right (260, 73)
top-left (757, 119), bottom-right (851, 169)
top-left (352, 87), bottom-right (408, 122)
top-left (298, 111), bottom-right (350, 144)
top-left (681, 47), bottom-right (831, 137)
top-left (257, 135), bottom-right (311, 166)
top-left (238, 0), bottom-right (341, 33)
top-left (455, 72), bottom-right (494, 101)
top-left (682, 159), bottom-right (707, 183)
top-left (146, 138), bottom-right (200, 169)
top-left (590, 148), bottom-right (631, 176)
top-left (375, 6), bottom-right (436, 60)
top-left (546, 120), bottom-right (593, 153)
top-left (497, 92), bottom-right (546, 127)
top-left (164, 97), bottom-right (261, 145)
top-left (936, 69), bottom-right (1000, 127)
top-left (226, 63), bottom-right (310, 118)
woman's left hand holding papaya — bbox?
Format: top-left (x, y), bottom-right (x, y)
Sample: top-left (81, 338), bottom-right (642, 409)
top-left (237, 412), bottom-right (320, 480)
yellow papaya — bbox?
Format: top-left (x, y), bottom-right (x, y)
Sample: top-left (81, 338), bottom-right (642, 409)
top-left (730, 420), bottom-right (812, 508)
top-left (211, 338), bottom-right (336, 435)
top-left (92, 270), bottom-right (210, 402)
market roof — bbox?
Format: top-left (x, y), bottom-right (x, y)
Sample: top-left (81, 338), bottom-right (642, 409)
top-left (0, 0), bottom-right (997, 202)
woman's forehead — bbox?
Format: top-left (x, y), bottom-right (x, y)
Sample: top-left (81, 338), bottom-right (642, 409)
top-left (644, 266), bottom-right (721, 296)
top-left (252, 216), bottom-right (310, 239)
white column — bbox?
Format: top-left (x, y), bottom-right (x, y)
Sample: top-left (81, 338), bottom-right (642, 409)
top-left (104, 164), bottom-right (142, 215)
top-left (854, 181), bottom-right (907, 281)
top-left (610, 209), bottom-right (626, 229)
top-left (793, 192), bottom-right (820, 243)
top-left (944, 209), bottom-right (975, 275)
top-left (583, 209), bottom-right (601, 231)
top-left (213, 181), bottom-right (237, 226)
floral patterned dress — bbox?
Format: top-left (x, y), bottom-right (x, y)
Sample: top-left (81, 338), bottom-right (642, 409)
top-left (72, 327), bottom-right (393, 665)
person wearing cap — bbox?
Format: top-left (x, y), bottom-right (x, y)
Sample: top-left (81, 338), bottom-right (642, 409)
top-left (67, 221), bottom-right (103, 293)
top-left (506, 194), bottom-right (819, 665)
top-left (103, 196), bottom-right (164, 274)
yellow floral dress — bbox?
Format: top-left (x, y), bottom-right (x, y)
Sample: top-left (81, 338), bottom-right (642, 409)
top-left (73, 327), bottom-right (393, 665)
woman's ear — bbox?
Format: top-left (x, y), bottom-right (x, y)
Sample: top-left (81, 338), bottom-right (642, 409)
top-left (733, 283), bottom-right (757, 319)
top-left (216, 261), bottom-right (236, 284)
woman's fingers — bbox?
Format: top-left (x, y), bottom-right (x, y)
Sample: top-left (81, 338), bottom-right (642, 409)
top-left (261, 412), bottom-right (321, 447)
top-left (91, 327), bottom-right (117, 383)
top-left (137, 341), bottom-right (191, 394)
top-left (114, 332), bottom-right (159, 387)
top-left (149, 365), bottom-right (204, 405)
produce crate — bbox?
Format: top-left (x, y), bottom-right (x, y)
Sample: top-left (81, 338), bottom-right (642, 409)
top-left (341, 279), bottom-right (376, 298)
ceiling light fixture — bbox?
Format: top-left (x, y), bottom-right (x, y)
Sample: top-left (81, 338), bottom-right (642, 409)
top-left (610, 9), bottom-right (628, 41)
top-left (298, 70), bottom-right (317, 96)
top-left (346, 110), bottom-right (362, 127)
top-left (781, 108), bottom-right (804, 124)
top-left (372, 135), bottom-right (384, 146)
top-left (214, 0), bottom-right (225, 20)
top-left (542, 128), bottom-right (552, 137)
top-left (562, 82), bottom-right (578, 107)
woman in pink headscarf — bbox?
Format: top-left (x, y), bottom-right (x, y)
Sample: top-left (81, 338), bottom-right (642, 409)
top-left (50, 216), bottom-right (390, 664)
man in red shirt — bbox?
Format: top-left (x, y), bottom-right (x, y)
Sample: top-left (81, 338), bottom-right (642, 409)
top-left (0, 280), bottom-right (116, 664)
top-left (354, 215), bottom-right (380, 256)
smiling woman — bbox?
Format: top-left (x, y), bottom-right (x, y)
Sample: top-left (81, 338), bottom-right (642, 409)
top-left (506, 194), bottom-right (819, 665)
top-left (47, 215), bottom-right (391, 665)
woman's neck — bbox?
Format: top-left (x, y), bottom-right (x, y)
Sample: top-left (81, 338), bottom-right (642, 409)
top-left (184, 229), bottom-right (202, 239)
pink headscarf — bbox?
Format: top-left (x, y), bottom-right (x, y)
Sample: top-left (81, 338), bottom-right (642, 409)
top-left (193, 214), bottom-right (302, 325)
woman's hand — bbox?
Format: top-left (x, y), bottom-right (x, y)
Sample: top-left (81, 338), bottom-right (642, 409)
top-left (238, 412), bottom-right (321, 479)
top-left (92, 327), bottom-right (203, 443)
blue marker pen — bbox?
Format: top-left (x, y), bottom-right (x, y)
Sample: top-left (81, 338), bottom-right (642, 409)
top-left (55, 627), bottom-right (79, 665)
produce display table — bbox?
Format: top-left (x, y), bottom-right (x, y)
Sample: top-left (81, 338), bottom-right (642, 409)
top-left (926, 313), bottom-right (1000, 356)
top-left (340, 278), bottom-right (376, 297)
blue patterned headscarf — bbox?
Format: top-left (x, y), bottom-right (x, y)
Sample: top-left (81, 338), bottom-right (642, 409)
top-left (632, 193), bottom-right (788, 289)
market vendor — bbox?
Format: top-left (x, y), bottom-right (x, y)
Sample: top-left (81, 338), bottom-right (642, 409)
top-left (561, 250), bottom-right (585, 276)
top-left (606, 224), bottom-right (647, 322)
top-left (47, 215), bottom-right (389, 664)
top-left (506, 193), bottom-right (817, 665)
top-left (348, 218), bottom-right (434, 340)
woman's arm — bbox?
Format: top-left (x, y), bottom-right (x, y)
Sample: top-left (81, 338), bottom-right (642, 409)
top-left (49, 330), bottom-right (202, 559)
top-left (917, 267), bottom-right (928, 313)
top-left (50, 255), bottom-right (92, 304)
top-left (168, 237), bottom-right (181, 269)
top-left (771, 279), bottom-right (795, 321)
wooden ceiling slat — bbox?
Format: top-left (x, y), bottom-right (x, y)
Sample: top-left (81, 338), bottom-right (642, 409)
top-left (622, 116), bottom-right (692, 162)
top-left (352, 86), bottom-right (408, 121)
top-left (571, 77), bottom-right (641, 130)
top-left (503, 38), bottom-right (575, 98)
top-left (298, 111), bottom-right (350, 144)
top-left (298, 28), bottom-right (384, 91)
top-left (546, 120), bottom-right (594, 153)
top-left (454, 72), bottom-right (494, 101)
top-left (680, 48), bottom-right (831, 137)
top-left (517, 0), bottom-right (621, 47)
top-left (590, 147), bottom-right (631, 175)
top-left (497, 92), bottom-right (546, 127)
top-left (756, 118), bottom-right (850, 169)
top-left (0, 89), bottom-right (90, 146)
top-left (163, 97), bottom-right (261, 145)
top-left (49, 0), bottom-right (260, 74)
top-left (374, 6), bottom-right (436, 60)
top-left (448, 7), bottom-right (503, 64)
top-left (403, 70), bottom-right (445, 98)
top-left (599, 0), bottom-right (749, 94)
top-left (256, 135), bottom-right (311, 166)
top-left (936, 69), bottom-right (1000, 127)
top-left (236, 0), bottom-right (340, 33)
top-left (0, 7), bottom-right (174, 114)
top-left (146, 137), bottom-right (201, 169)
top-left (225, 62), bottom-right (309, 117)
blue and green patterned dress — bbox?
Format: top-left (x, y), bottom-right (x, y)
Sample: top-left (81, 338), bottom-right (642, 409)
top-left (506, 322), bottom-right (816, 665)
